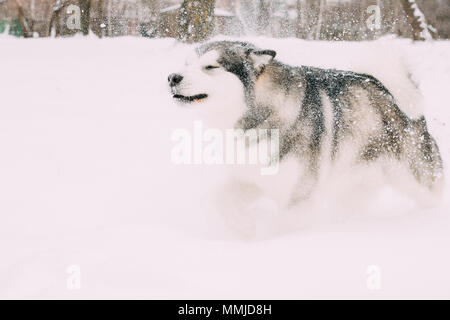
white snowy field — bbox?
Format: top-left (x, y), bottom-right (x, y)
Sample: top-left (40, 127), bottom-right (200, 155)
top-left (0, 35), bottom-right (449, 299)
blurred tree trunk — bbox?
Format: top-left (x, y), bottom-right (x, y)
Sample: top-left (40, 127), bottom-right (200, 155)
top-left (416, 0), bottom-right (448, 39)
top-left (15, 0), bottom-right (43, 37)
top-left (257, 0), bottom-right (270, 35)
top-left (400, 0), bottom-right (438, 40)
top-left (79, 0), bottom-right (90, 35)
top-left (314, 0), bottom-right (326, 40)
top-left (303, 0), bottom-right (318, 40)
top-left (88, 0), bottom-right (104, 37)
top-left (177, 0), bottom-right (216, 43)
top-left (16, 2), bottom-right (33, 37)
top-left (107, 0), bottom-right (113, 36)
top-left (295, 0), bottom-right (304, 38)
top-left (303, 0), bottom-right (326, 40)
top-left (357, 0), bottom-right (367, 40)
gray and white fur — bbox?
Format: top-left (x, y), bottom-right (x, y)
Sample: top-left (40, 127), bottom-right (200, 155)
top-left (169, 41), bottom-right (444, 206)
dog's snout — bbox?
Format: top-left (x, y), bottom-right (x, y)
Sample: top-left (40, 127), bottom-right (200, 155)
top-left (168, 73), bottom-right (183, 87)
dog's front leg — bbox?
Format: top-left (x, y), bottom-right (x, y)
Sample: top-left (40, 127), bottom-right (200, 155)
top-left (214, 177), bottom-right (280, 238)
top-left (234, 106), bottom-right (273, 131)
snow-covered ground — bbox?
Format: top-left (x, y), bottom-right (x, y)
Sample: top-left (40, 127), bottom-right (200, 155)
top-left (0, 36), bottom-right (449, 299)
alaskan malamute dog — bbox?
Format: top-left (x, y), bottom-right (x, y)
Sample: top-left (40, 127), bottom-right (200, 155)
top-left (168, 41), bottom-right (443, 210)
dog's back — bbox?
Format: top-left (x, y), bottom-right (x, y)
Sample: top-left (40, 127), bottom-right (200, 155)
top-left (247, 60), bottom-right (444, 201)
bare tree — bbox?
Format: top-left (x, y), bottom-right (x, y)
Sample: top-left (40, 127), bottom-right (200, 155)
top-left (15, 0), bottom-right (37, 37)
top-left (417, 0), bottom-right (450, 39)
top-left (177, 0), bottom-right (216, 43)
top-left (79, 0), bottom-right (90, 34)
top-left (302, 0), bottom-right (325, 40)
top-left (314, 0), bottom-right (326, 40)
top-left (257, 0), bottom-right (270, 35)
top-left (295, 0), bottom-right (303, 38)
top-left (400, 0), bottom-right (438, 40)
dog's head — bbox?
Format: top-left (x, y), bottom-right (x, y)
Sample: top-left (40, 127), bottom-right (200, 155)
top-left (168, 41), bottom-right (277, 105)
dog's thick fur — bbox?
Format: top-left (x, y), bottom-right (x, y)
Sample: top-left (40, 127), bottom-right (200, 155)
top-left (169, 41), bottom-right (444, 208)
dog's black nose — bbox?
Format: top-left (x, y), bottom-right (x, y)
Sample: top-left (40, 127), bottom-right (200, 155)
top-left (168, 73), bottom-right (183, 87)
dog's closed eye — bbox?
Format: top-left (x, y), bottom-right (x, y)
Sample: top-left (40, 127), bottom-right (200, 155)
top-left (204, 65), bottom-right (219, 70)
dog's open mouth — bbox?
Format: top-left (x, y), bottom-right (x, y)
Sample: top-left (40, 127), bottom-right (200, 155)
top-left (173, 94), bottom-right (208, 102)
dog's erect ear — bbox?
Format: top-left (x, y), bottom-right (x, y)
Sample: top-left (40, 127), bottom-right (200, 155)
top-left (246, 49), bottom-right (277, 71)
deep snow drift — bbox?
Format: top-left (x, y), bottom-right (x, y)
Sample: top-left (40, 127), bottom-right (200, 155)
top-left (0, 36), bottom-right (449, 299)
